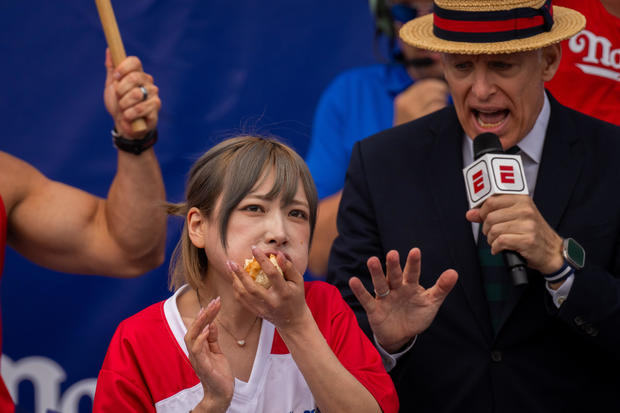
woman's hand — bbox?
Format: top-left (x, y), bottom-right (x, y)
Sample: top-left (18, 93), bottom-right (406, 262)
top-left (226, 246), bottom-right (312, 333)
top-left (184, 296), bottom-right (234, 413)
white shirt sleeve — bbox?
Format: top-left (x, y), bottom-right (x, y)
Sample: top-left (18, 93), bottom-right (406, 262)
top-left (546, 274), bottom-right (575, 307)
top-left (373, 334), bottom-right (417, 372)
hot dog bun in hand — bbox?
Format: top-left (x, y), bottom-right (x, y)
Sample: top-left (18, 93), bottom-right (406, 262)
top-left (244, 254), bottom-right (283, 288)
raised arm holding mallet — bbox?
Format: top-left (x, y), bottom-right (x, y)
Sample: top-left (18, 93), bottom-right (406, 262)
top-left (95, 0), bottom-right (147, 134)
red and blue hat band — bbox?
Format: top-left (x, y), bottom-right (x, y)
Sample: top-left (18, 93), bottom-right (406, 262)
top-left (433, 0), bottom-right (554, 43)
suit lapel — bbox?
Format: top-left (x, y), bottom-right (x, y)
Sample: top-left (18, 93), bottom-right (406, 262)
top-left (496, 95), bottom-right (583, 334)
top-left (425, 108), bottom-right (493, 340)
top-left (533, 96), bottom-right (582, 229)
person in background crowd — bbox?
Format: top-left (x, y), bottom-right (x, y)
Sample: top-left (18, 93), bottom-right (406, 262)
top-left (545, 0), bottom-right (619, 125)
top-left (328, 0), bottom-right (620, 412)
top-left (0, 50), bottom-right (166, 413)
top-left (304, 0), bottom-right (450, 277)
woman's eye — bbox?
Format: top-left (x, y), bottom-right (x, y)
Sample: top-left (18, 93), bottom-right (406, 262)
top-left (243, 204), bottom-right (263, 213)
top-left (289, 209), bottom-right (308, 219)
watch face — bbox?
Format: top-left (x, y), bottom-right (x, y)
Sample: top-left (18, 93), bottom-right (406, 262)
top-left (566, 238), bottom-right (585, 269)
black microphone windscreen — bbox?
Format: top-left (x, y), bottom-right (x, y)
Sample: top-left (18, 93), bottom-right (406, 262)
top-left (473, 132), bottom-right (503, 160)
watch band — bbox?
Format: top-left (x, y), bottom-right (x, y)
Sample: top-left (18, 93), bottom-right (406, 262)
top-left (112, 128), bottom-right (158, 155)
top-left (543, 260), bottom-right (574, 283)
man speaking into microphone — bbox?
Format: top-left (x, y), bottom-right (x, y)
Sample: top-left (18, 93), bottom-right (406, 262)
top-left (326, 1), bottom-right (620, 412)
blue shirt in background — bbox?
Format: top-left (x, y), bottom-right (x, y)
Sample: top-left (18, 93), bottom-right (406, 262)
top-left (305, 63), bottom-right (413, 199)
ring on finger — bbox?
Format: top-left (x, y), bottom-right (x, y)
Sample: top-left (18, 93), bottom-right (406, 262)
top-left (139, 85), bottom-right (148, 101)
top-left (374, 288), bottom-right (390, 298)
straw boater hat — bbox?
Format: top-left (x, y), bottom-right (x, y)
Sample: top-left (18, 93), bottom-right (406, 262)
top-left (400, 0), bottom-right (586, 54)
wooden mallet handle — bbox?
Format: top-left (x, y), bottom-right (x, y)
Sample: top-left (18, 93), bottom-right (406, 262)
top-left (95, 0), bottom-right (147, 133)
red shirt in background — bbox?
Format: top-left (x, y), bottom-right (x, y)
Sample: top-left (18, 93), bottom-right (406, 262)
top-left (546, 0), bottom-right (619, 126)
top-left (0, 195), bottom-right (14, 413)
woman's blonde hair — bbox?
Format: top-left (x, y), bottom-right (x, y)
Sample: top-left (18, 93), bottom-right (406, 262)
top-left (166, 135), bottom-right (318, 291)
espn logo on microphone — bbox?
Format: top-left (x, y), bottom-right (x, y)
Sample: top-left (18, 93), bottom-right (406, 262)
top-left (463, 154), bottom-right (528, 208)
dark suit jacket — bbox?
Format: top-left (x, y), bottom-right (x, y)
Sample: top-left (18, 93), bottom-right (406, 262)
top-left (327, 95), bottom-right (620, 413)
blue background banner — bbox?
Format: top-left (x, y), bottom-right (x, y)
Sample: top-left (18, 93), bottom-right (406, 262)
top-left (1, 1), bottom-right (382, 412)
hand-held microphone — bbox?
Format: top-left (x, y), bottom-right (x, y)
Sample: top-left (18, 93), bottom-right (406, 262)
top-left (463, 132), bottom-right (529, 286)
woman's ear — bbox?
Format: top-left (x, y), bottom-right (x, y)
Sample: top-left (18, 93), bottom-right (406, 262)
top-left (187, 207), bottom-right (207, 248)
